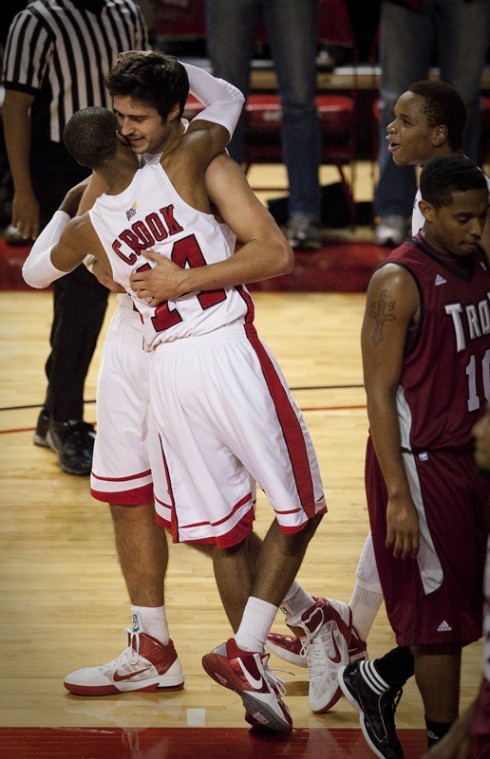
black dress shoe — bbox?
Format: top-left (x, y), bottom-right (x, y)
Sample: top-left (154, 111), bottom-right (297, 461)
top-left (47, 420), bottom-right (96, 476)
top-left (33, 409), bottom-right (51, 448)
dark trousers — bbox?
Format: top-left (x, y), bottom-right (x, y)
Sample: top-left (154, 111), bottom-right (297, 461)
top-left (31, 140), bottom-right (109, 421)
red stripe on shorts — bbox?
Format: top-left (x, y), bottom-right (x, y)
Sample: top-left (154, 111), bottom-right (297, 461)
top-left (244, 322), bottom-right (316, 517)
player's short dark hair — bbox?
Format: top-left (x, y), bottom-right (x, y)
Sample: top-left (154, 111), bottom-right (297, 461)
top-left (420, 155), bottom-right (487, 209)
top-left (106, 52), bottom-right (189, 119)
top-left (63, 107), bottom-right (119, 168)
top-left (409, 80), bottom-right (467, 151)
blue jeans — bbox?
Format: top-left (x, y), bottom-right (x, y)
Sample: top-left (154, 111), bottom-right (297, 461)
top-left (206, 0), bottom-right (322, 218)
top-left (375, 0), bottom-right (490, 218)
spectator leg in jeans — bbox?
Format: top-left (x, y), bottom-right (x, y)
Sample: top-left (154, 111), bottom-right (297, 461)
top-left (264, 0), bottom-right (322, 245)
top-left (374, 1), bottom-right (431, 243)
top-left (205, 0), bottom-right (260, 165)
top-left (206, 0), bottom-right (322, 250)
top-left (436, 0), bottom-right (490, 163)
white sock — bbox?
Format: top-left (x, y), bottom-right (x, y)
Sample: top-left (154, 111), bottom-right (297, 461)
top-left (235, 596), bottom-right (278, 653)
top-left (131, 604), bottom-right (169, 646)
top-left (348, 584), bottom-right (383, 641)
top-left (279, 581), bottom-right (316, 619)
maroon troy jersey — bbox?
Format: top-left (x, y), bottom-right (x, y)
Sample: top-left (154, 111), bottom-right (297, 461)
top-left (380, 232), bottom-right (490, 452)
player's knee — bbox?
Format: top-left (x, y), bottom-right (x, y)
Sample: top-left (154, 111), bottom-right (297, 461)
top-left (283, 512), bottom-right (323, 551)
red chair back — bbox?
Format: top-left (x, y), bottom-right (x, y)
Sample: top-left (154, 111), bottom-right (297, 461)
top-left (156, 0), bottom-right (205, 38)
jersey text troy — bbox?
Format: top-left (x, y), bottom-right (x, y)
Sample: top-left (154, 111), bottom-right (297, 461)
top-left (445, 292), bottom-right (490, 352)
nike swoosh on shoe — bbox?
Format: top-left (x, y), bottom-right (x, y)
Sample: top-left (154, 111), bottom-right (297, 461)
top-left (113, 666), bottom-right (153, 682)
top-left (238, 658), bottom-right (264, 690)
top-left (329, 630), bottom-right (342, 664)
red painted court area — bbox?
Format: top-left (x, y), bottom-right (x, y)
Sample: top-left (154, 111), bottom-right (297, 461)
top-left (0, 727), bottom-right (428, 758)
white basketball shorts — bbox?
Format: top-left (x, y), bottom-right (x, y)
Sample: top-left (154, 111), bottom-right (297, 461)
top-left (149, 322), bottom-right (326, 547)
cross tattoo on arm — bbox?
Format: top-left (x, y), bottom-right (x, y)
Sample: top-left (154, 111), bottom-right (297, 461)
top-left (369, 288), bottom-right (396, 346)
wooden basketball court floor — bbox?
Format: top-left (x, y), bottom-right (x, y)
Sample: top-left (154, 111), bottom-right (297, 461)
top-left (0, 164), bottom-right (483, 757)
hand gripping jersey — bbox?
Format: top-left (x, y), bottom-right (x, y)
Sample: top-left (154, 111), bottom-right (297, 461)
top-left (384, 233), bottom-right (490, 452)
top-left (89, 162), bottom-right (251, 348)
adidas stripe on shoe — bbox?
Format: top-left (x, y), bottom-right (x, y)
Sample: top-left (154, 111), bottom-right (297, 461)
top-left (338, 661), bottom-right (403, 759)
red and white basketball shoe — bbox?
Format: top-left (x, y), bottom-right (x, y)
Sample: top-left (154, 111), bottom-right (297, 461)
top-left (202, 638), bottom-right (292, 732)
top-left (266, 632), bottom-right (306, 668)
top-left (64, 630), bottom-right (184, 695)
top-left (266, 599), bottom-right (369, 712)
top-left (267, 622), bottom-right (368, 668)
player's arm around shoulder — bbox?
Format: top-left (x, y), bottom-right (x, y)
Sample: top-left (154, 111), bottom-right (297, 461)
top-left (180, 62), bottom-right (244, 167)
top-left (52, 216), bottom-right (111, 276)
top-left (178, 152), bottom-right (293, 294)
top-left (205, 152), bottom-right (294, 279)
top-left (184, 115), bottom-right (231, 157)
top-left (22, 211), bottom-right (90, 289)
top-left (50, 216), bottom-right (93, 272)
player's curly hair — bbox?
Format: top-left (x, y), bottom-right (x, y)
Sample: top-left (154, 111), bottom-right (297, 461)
top-left (106, 52), bottom-right (189, 119)
top-left (420, 154), bottom-right (487, 208)
top-left (409, 80), bottom-right (467, 152)
top-left (63, 107), bottom-right (119, 168)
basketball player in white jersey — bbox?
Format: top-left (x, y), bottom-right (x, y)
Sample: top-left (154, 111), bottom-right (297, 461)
top-left (24, 53), bottom-right (358, 721)
top-left (104, 53), bottom-right (361, 717)
top-left (23, 103), bottom-right (326, 730)
top-left (20, 53), bottom-right (340, 714)
top-left (85, 52), bottom-right (358, 717)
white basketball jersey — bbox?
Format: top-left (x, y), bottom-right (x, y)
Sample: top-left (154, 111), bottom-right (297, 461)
top-left (89, 162), bottom-right (251, 349)
top-left (412, 189), bottom-right (424, 236)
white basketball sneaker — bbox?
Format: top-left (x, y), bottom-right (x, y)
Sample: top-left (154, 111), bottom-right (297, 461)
top-left (64, 630), bottom-right (184, 695)
top-left (288, 598), bottom-right (353, 713)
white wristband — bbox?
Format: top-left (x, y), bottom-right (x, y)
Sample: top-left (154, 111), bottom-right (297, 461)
top-left (34, 210), bottom-right (70, 248)
top-left (22, 210), bottom-right (71, 288)
top-left (22, 243), bottom-right (67, 289)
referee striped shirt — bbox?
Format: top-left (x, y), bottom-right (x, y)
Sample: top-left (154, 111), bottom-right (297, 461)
top-left (2, 0), bottom-right (150, 143)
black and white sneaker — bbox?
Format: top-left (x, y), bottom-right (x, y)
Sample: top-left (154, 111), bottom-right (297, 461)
top-left (33, 409), bottom-right (51, 447)
top-left (47, 419), bottom-right (96, 476)
top-left (338, 661), bottom-right (403, 759)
